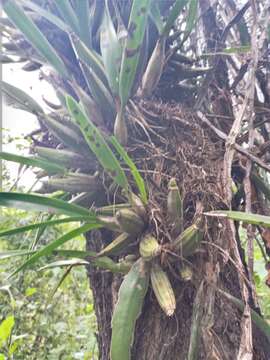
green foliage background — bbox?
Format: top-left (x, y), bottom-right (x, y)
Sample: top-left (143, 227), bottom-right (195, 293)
top-left (0, 208), bottom-right (98, 359)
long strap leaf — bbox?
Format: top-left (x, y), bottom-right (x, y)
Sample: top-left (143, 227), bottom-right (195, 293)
top-left (1, 80), bottom-right (44, 115)
top-left (66, 96), bottom-right (129, 191)
top-left (149, 2), bottom-right (163, 34)
top-left (55, 0), bottom-right (80, 35)
top-left (3, 0), bottom-right (69, 78)
top-left (183, 0), bottom-right (199, 41)
top-left (119, 0), bottom-right (151, 108)
top-left (0, 250), bottom-right (35, 260)
top-left (79, 61), bottom-right (116, 121)
top-left (8, 223), bottom-right (102, 278)
top-left (204, 210), bottom-right (270, 228)
top-left (70, 33), bottom-right (108, 87)
top-left (219, 289), bottom-right (270, 342)
top-left (40, 114), bottom-right (89, 154)
top-left (0, 192), bottom-right (94, 217)
top-left (0, 151), bottom-right (66, 174)
top-left (0, 216), bottom-right (93, 238)
top-left (110, 136), bottom-right (147, 203)
top-left (72, 0), bottom-right (92, 48)
top-left (162, 0), bottom-right (188, 37)
top-left (38, 259), bottom-right (89, 271)
top-left (20, 0), bottom-right (69, 33)
top-left (100, 1), bottom-right (122, 96)
top-left (1, 249), bottom-right (131, 274)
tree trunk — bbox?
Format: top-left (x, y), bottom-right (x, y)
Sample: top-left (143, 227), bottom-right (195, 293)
top-left (85, 102), bottom-right (270, 359)
top-left (86, 226), bottom-right (270, 359)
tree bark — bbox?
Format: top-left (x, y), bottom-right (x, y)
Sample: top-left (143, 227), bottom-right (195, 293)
top-left (86, 216), bottom-right (270, 360)
top-left (85, 110), bottom-right (270, 359)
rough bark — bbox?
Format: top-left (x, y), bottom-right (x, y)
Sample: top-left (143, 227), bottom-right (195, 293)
top-left (85, 207), bottom-right (270, 360)
top-left (85, 111), bottom-right (270, 359)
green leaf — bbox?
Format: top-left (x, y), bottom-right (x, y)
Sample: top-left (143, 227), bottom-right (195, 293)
top-left (35, 146), bottom-right (89, 170)
top-left (45, 265), bottom-right (73, 303)
top-left (54, 249), bottom-right (96, 258)
top-left (219, 289), bottom-right (270, 342)
top-left (0, 315), bottom-right (14, 348)
top-left (184, 0), bottom-right (198, 39)
top-left (66, 95), bottom-right (129, 190)
top-left (39, 114), bottom-right (89, 154)
top-left (222, 45), bottom-right (251, 54)
top-left (38, 259), bottom-right (89, 271)
top-left (9, 223), bottom-right (102, 278)
top-left (0, 250), bottom-right (35, 260)
top-left (0, 216), bottom-right (91, 238)
top-left (111, 136), bottom-right (147, 203)
top-left (29, 213), bottom-right (55, 251)
top-left (72, 0), bottom-right (92, 47)
top-left (119, 0), bottom-right (151, 108)
top-left (202, 45), bottom-right (251, 57)
top-left (149, 2), bottom-right (163, 34)
top-left (70, 33), bottom-right (108, 87)
top-left (55, 250), bottom-right (131, 273)
top-left (79, 61), bottom-right (116, 121)
top-left (162, 0), bottom-right (187, 37)
top-left (100, 1), bottom-right (122, 96)
top-left (0, 192), bottom-right (94, 217)
top-left (20, 0), bottom-right (69, 33)
top-left (1, 80), bottom-right (44, 115)
top-left (3, 0), bottom-right (69, 78)
top-left (0, 151), bottom-right (66, 174)
top-left (55, 0), bottom-right (80, 35)
top-left (204, 210), bottom-right (270, 228)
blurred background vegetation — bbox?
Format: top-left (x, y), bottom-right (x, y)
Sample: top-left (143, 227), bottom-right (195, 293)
top-left (0, 138), bottom-right (98, 360)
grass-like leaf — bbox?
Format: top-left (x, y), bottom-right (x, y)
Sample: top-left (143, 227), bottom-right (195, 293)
top-left (40, 114), bottom-right (89, 154)
top-left (55, 0), bottom-right (80, 35)
top-left (0, 192), bottom-right (94, 217)
top-left (0, 216), bottom-right (91, 238)
top-left (21, 0), bottom-right (69, 33)
top-left (35, 146), bottom-right (89, 170)
top-left (70, 33), bottom-right (108, 87)
top-left (79, 61), bottom-right (116, 121)
top-left (72, 0), bottom-right (92, 47)
top-left (162, 0), bottom-right (187, 37)
top-left (0, 151), bottom-right (66, 174)
top-left (149, 2), bottom-right (163, 34)
top-left (0, 250), bottom-right (35, 260)
top-left (54, 249), bottom-right (95, 258)
top-left (3, 0), bottom-right (69, 78)
top-left (184, 0), bottom-right (198, 40)
top-left (45, 265), bottom-right (73, 304)
top-left (9, 223), bottom-right (102, 278)
top-left (66, 95), bottom-right (129, 190)
top-left (111, 136), bottom-right (147, 203)
top-left (29, 213), bottom-right (54, 251)
top-left (38, 259), bottom-right (89, 271)
top-left (119, 0), bottom-right (151, 108)
top-left (202, 45), bottom-right (251, 57)
top-left (100, 1), bottom-right (122, 97)
top-left (219, 289), bottom-right (270, 342)
top-left (204, 210), bottom-right (270, 228)
top-left (1, 80), bottom-right (44, 115)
